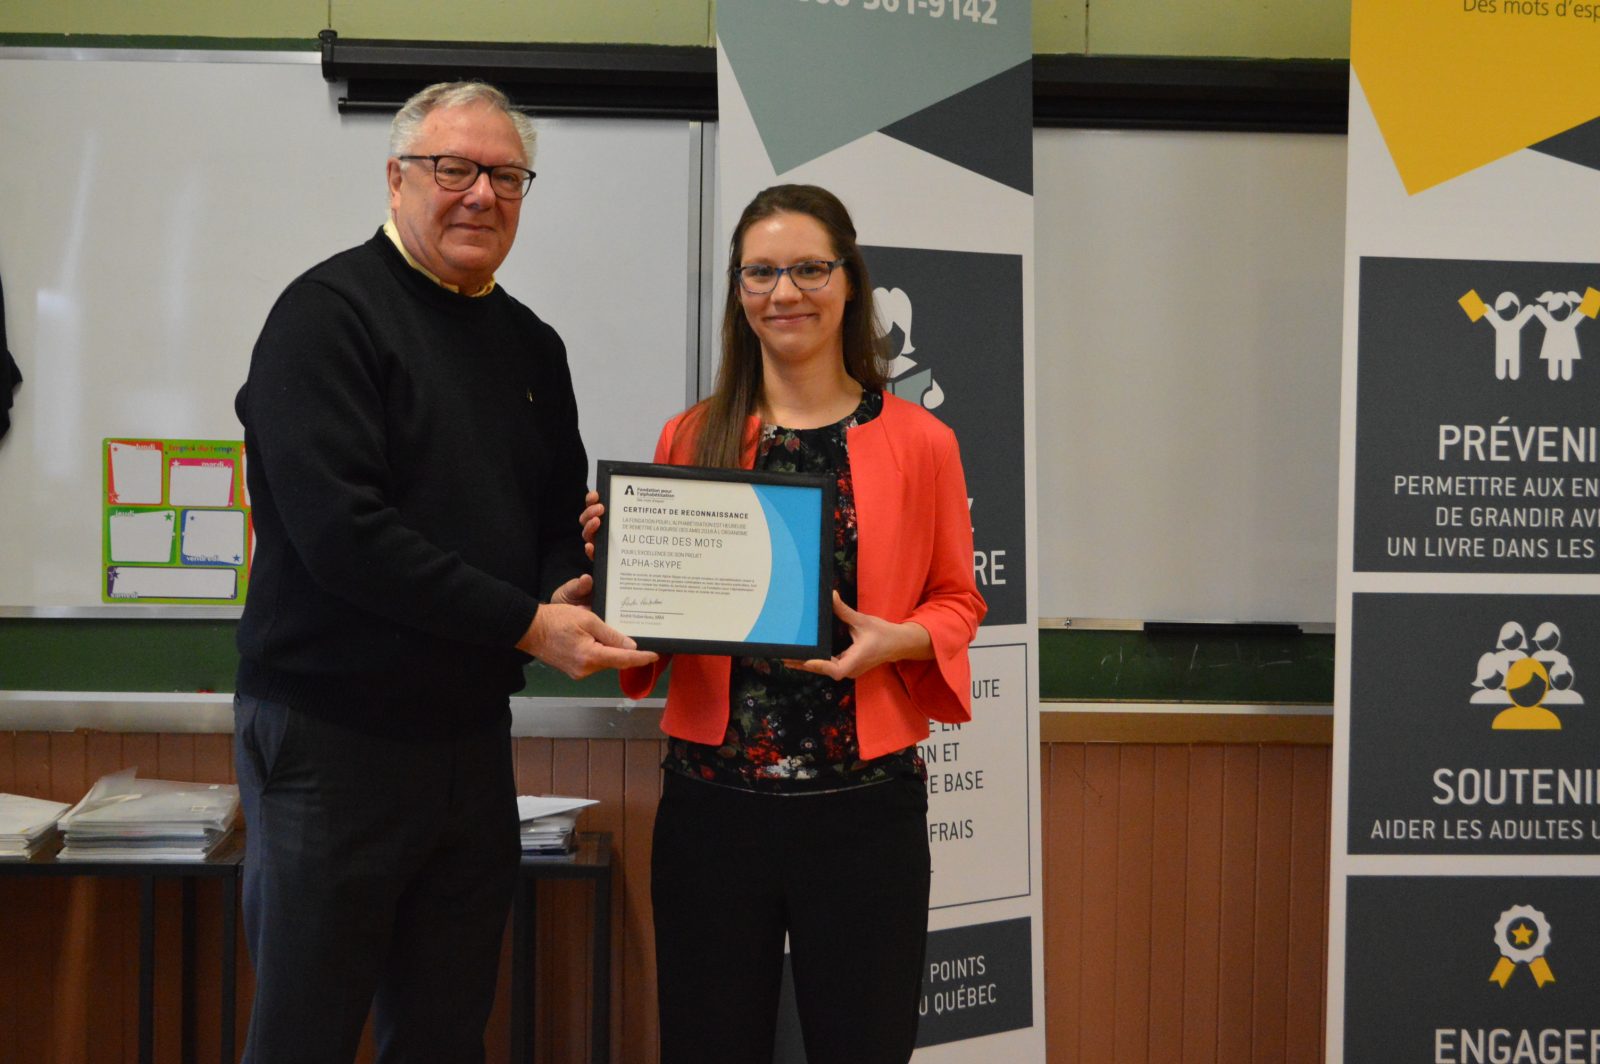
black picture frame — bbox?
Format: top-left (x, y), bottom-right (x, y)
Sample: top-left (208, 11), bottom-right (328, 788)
top-left (592, 460), bottom-right (835, 658)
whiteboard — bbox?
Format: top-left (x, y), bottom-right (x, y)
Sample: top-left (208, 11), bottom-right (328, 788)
top-left (1034, 128), bottom-right (1346, 625)
top-left (0, 55), bottom-right (1349, 623)
top-left (0, 54), bottom-right (696, 609)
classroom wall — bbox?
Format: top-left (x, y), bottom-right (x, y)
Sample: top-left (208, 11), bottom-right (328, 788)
top-left (0, 4), bottom-right (1344, 1060)
top-left (0, 0), bottom-right (1349, 59)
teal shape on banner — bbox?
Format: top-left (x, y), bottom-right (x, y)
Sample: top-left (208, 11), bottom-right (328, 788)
top-left (718, 0), bottom-right (1030, 175)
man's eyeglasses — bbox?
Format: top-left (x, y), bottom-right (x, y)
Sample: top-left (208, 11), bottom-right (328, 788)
top-left (395, 154), bottom-right (536, 200)
top-left (733, 259), bottom-right (846, 295)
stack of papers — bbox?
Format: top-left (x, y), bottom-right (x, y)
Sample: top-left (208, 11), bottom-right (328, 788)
top-left (56, 769), bottom-right (239, 862)
top-left (0, 793), bottom-right (71, 858)
top-left (517, 795), bottom-right (597, 855)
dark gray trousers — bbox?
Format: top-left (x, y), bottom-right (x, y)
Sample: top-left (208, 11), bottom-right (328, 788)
top-left (234, 694), bottom-right (519, 1064)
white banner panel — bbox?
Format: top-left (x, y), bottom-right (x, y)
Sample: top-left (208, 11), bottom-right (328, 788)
top-left (717, 1), bottom-right (1042, 1058)
top-left (1330, 4), bottom-right (1600, 1060)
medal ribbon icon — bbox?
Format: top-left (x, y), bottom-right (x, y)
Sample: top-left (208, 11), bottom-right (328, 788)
top-left (1490, 905), bottom-right (1555, 988)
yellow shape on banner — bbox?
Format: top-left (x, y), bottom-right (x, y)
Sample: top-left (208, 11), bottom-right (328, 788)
top-left (1352, 0), bottom-right (1600, 194)
top-left (1581, 287), bottom-right (1600, 318)
top-left (1459, 289), bottom-right (1489, 322)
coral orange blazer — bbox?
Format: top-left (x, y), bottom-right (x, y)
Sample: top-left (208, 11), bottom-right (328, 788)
top-left (619, 393), bottom-right (986, 759)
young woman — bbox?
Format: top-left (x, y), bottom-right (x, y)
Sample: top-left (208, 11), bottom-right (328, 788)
top-left (593, 183), bottom-right (985, 1063)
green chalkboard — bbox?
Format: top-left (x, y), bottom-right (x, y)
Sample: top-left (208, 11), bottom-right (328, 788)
top-left (0, 619), bottom-right (1333, 705)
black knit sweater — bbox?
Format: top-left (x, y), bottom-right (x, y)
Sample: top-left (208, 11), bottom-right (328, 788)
top-left (235, 231), bottom-right (589, 738)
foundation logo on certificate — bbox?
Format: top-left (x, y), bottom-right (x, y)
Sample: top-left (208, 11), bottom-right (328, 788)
top-left (1471, 620), bottom-right (1584, 730)
top-left (1490, 905), bottom-right (1556, 989)
top-left (1459, 286), bottom-right (1600, 383)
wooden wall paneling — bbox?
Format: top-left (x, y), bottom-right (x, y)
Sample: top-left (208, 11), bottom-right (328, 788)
top-left (586, 738), bottom-right (626, 1061)
top-left (0, 731), bottom-right (1341, 1062)
top-left (84, 732), bottom-right (131, 1063)
top-left (122, 733), bottom-right (160, 782)
top-left (550, 738), bottom-right (593, 1063)
top-left (192, 728), bottom-right (237, 1061)
top-left (126, 738), bottom-right (160, 1064)
top-left (489, 898), bottom-right (515, 1064)
top-left (620, 737), bottom-right (663, 1064)
top-left (1181, 745), bottom-right (1225, 1064)
top-left (13, 731), bottom-right (49, 797)
top-left (1113, 744), bottom-right (1155, 1064)
top-left (1147, 745), bottom-right (1191, 1061)
top-left (1044, 743), bottom-right (1086, 1064)
top-left (1286, 746), bottom-right (1331, 1062)
top-left (49, 731), bottom-right (88, 801)
top-left (515, 737), bottom-right (554, 1063)
top-left (123, 733), bottom-right (160, 1064)
top-left (83, 730), bottom-right (130, 786)
top-left (234, 870), bottom-right (253, 1057)
top-left (193, 733), bottom-right (233, 784)
top-left (1216, 746), bottom-right (1261, 1062)
top-left (13, 732), bottom-right (55, 1063)
top-left (49, 731), bottom-right (91, 1064)
top-left (190, 732), bottom-right (233, 1064)
top-left (157, 732), bottom-right (196, 782)
top-left (1251, 746), bottom-right (1295, 1062)
top-left (189, 880), bottom-right (225, 1064)
top-left (11, 878), bottom-right (58, 1062)
top-left (154, 733), bottom-right (198, 1063)
top-left (0, 732), bottom-right (17, 1064)
top-left (1077, 743), bottom-right (1121, 1062)
top-left (516, 736), bottom-right (556, 794)
top-left (1036, 739), bottom-right (1049, 1062)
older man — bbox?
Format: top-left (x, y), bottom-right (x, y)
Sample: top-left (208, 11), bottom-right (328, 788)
top-left (233, 81), bottom-right (653, 1063)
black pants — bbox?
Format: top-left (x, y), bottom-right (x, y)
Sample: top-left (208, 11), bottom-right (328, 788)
top-left (233, 695), bottom-right (519, 1064)
top-left (652, 772), bottom-right (931, 1064)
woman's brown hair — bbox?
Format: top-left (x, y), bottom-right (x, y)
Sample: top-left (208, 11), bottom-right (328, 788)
top-left (690, 184), bottom-right (889, 468)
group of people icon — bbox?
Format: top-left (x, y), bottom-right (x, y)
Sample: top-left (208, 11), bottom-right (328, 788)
top-left (1470, 620), bottom-right (1583, 730)
top-left (1466, 288), bottom-right (1597, 382)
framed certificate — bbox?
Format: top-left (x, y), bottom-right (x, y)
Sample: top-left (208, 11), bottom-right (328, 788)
top-left (592, 461), bottom-right (835, 657)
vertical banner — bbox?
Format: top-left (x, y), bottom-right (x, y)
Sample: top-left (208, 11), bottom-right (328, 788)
top-left (715, 1), bottom-right (1042, 1059)
top-left (1331, 4), bottom-right (1600, 1060)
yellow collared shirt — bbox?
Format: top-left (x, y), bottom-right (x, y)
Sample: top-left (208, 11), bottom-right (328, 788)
top-left (383, 218), bottom-right (496, 297)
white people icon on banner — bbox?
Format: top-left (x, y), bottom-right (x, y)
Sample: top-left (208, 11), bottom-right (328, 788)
top-left (875, 285), bottom-right (946, 411)
top-left (1469, 620), bottom-right (1583, 730)
top-left (1460, 286), bottom-right (1600, 382)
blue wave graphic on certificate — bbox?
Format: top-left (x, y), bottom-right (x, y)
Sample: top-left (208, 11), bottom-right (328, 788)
top-left (747, 483), bottom-right (821, 645)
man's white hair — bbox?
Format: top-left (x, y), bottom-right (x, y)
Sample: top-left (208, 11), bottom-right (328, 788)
top-left (389, 81), bottom-right (536, 167)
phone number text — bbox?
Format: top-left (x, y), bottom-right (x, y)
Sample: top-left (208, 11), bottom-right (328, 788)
top-left (797, 0), bottom-right (1000, 26)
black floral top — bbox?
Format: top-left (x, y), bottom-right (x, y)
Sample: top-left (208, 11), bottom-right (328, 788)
top-left (662, 389), bottom-right (926, 793)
